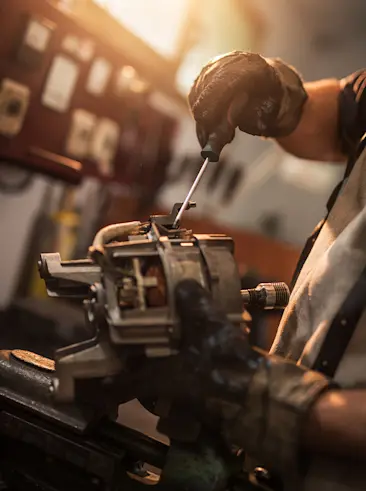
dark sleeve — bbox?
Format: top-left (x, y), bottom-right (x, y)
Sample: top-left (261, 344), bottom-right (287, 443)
top-left (339, 70), bottom-right (366, 156)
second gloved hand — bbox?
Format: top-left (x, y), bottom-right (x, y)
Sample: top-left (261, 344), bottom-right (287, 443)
top-left (130, 280), bottom-right (332, 475)
top-left (189, 51), bottom-right (308, 148)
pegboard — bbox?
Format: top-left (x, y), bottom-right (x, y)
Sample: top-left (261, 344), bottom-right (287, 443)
top-left (0, 0), bottom-right (177, 194)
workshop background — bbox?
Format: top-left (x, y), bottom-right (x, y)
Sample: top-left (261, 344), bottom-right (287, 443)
top-left (0, 0), bottom-right (364, 439)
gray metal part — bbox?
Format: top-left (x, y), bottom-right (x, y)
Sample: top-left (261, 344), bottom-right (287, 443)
top-left (106, 281), bottom-right (174, 348)
top-left (40, 253), bottom-right (101, 296)
top-left (105, 239), bottom-right (173, 344)
top-left (160, 243), bottom-right (209, 346)
top-left (109, 239), bottom-right (160, 258)
top-left (0, 350), bottom-right (99, 432)
top-left (194, 236), bottom-right (243, 318)
top-left (39, 227), bottom-right (246, 399)
top-left (258, 283), bottom-right (277, 309)
top-left (54, 337), bottom-right (123, 402)
top-left (108, 241), bottom-right (208, 351)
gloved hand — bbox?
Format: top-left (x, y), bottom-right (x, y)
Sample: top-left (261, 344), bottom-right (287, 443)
top-left (188, 51), bottom-right (308, 149)
top-left (128, 280), bottom-right (332, 474)
top-left (124, 279), bottom-right (259, 405)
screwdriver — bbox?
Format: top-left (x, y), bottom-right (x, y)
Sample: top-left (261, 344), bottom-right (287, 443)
top-left (173, 119), bottom-right (235, 228)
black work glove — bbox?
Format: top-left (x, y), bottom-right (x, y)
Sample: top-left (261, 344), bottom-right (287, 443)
top-left (125, 279), bottom-right (260, 405)
top-left (127, 280), bottom-right (331, 475)
top-left (188, 51), bottom-right (308, 149)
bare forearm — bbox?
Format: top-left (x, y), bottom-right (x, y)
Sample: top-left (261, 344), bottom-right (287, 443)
top-left (276, 79), bottom-right (346, 163)
top-left (303, 390), bottom-right (366, 461)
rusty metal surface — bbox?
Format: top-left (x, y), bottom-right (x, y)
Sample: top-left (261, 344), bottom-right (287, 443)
top-left (11, 350), bottom-right (55, 372)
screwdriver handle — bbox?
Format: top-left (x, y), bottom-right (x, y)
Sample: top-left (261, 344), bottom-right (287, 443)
top-left (201, 119), bottom-right (235, 162)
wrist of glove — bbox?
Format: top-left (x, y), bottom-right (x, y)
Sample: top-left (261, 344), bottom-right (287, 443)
top-left (189, 51), bottom-right (308, 145)
top-left (264, 58), bottom-right (308, 137)
top-left (206, 355), bottom-right (333, 476)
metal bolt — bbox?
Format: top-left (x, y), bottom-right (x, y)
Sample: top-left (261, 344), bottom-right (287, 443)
top-left (341, 318), bottom-right (347, 326)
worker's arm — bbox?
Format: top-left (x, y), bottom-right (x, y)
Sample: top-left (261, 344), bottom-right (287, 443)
top-left (278, 70), bottom-right (366, 162)
top-left (304, 389), bottom-right (366, 461)
top-left (188, 52), bottom-right (366, 163)
top-left (276, 79), bottom-right (345, 162)
top-left (135, 281), bottom-right (332, 476)
top-left (135, 281), bottom-right (366, 477)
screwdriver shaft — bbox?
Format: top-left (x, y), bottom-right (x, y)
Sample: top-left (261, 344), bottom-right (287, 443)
top-left (173, 157), bottom-right (210, 227)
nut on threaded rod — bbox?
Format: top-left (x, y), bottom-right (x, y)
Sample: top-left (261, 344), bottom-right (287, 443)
top-left (241, 282), bottom-right (290, 310)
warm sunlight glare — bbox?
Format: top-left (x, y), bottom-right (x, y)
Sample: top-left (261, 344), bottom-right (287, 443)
top-left (93, 0), bottom-right (189, 58)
